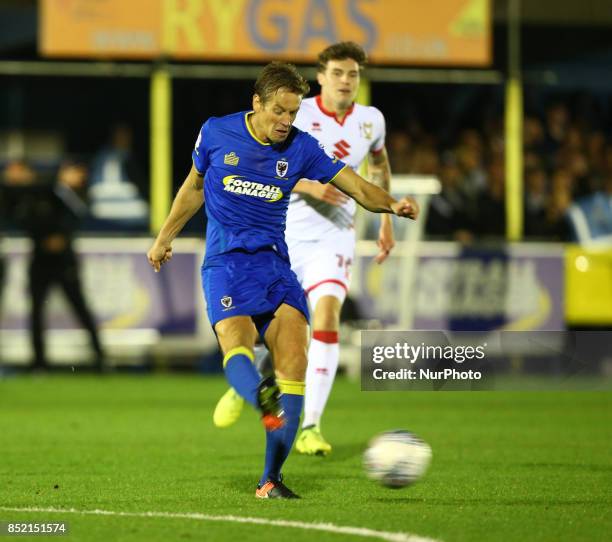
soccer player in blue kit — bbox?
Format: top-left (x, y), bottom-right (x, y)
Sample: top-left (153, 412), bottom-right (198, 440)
top-left (147, 62), bottom-right (418, 499)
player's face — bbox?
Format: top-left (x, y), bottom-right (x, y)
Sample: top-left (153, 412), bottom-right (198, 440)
top-left (318, 58), bottom-right (360, 110)
top-left (253, 89), bottom-right (302, 143)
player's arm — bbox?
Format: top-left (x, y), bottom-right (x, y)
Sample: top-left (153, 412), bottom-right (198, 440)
top-left (368, 147), bottom-right (395, 263)
top-left (292, 179), bottom-right (349, 206)
top-left (331, 166), bottom-right (419, 219)
top-left (147, 164), bottom-right (204, 272)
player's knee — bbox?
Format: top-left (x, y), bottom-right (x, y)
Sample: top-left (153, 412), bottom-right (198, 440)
top-left (214, 317), bottom-right (257, 353)
top-left (312, 296), bottom-right (342, 331)
top-left (312, 317), bottom-right (340, 332)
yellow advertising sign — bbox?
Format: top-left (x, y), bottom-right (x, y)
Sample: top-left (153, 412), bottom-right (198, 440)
top-left (40, 0), bottom-right (490, 65)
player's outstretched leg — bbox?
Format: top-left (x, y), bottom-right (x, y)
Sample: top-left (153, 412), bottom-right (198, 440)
top-left (222, 346), bottom-right (285, 431)
top-left (256, 379), bottom-right (304, 499)
top-left (213, 387), bottom-right (244, 428)
top-left (213, 346), bottom-right (273, 428)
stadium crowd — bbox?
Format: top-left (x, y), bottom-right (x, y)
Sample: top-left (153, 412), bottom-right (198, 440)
top-left (2, 95), bottom-right (611, 244)
top-left (385, 99), bottom-right (612, 243)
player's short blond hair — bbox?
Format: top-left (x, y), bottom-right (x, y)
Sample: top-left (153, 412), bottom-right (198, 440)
top-left (254, 62), bottom-right (310, 103)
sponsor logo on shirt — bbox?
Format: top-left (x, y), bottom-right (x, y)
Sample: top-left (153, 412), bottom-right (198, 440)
top-left (312, 122), bottom-right (321, 131)
top-left (224, 151), bottom-right (240, 166)
top-left (333, 139), bottom-right (351, 159)
top-left (222, 175), bottom-right (283, 202)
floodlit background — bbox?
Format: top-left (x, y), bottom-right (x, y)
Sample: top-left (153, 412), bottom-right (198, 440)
top-left (1, 0), bottom-right (611, 372)
top-left (1, 3), bottom-right (611, 542)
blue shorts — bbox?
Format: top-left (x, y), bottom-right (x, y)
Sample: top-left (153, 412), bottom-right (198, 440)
top-left (202, 248), bottom-right (310, 337)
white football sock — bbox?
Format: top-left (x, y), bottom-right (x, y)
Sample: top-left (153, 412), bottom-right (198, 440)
top-left (302, 331), bottom-right (339, 429)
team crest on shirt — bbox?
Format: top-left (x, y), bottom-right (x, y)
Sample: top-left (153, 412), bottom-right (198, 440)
top-left (275, 159), bottom-right (289, 178)
top-left (360, 122), bottom-right (373, 140)
top-left (221, 296), bottom-right (234, 310)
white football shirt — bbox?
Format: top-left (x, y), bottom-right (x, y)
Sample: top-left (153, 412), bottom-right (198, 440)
top-left (285, 95), bottom-right (386, 240)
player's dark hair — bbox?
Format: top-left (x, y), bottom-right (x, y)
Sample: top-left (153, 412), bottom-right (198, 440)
top-left (254, 62), bottom-right (310, 103)
top-left (317, 41), bottom-right (367, 72)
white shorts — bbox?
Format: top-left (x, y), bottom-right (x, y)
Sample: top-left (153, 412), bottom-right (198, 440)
top-left (287, 229), bottom-right (356, 305)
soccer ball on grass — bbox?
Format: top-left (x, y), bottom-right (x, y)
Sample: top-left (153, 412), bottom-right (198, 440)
top-left (363, 430), bottom-right (432, 488)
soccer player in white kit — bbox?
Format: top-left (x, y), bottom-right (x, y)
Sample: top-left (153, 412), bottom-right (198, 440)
top-left (213, 43), bottom-right (404, 456)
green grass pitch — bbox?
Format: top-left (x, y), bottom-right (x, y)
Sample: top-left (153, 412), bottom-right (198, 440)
top-left (0, 374), bottom-right (610, 541)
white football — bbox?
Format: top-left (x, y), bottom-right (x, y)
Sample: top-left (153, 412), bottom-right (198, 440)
top-left (363, 430), bottom-right (432, 488)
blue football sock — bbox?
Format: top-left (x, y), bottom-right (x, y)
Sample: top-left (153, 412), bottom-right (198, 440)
top-left (260, 380), bottom-right (304, 485)
top-left (223, 347), bottom-right (260, 407)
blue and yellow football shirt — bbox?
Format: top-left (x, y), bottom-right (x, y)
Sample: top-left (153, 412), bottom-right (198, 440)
top-left (192, 111), bottom-right (346, 264)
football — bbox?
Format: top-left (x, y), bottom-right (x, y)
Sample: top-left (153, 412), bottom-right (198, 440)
top-left (363, 430), bottom-right (432, 488)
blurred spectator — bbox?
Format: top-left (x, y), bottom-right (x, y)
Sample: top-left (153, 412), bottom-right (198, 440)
top-left (546, 168), bottom-right (574, 239)
top-left (89, 123), bottom-right (148, 230)
top-left (567, 173), bottom-right (612, 244)
top-left (544, 102), bottom-right (570, 156)
top-left (523, 150), bottom-right (543, 171)
top-left (456, 144), bottom-right (486, 194)
top-left (524, 166), bottom-right (549, 237)
top-left (483, 117), bottom-right (505, 161)
top-left (524, 116), bottom-right (546, 154)
top-left (456, 143), bottom-right (486, 229)
top-left (475, 159), bottom-right (506, 238)
top-left (387, 131), bottom-right (412, 173)
top-left (2, 159), bottom-right (105, 371)
top-left (458, 129), bottom-right (485, 157)
top-left (411, 144), bottom-right (439, 176)
top-left (426, 153), bottom-right (475, 242)
top-left (586, 131), bottom-right (606, 175)
top-left (2, 160), bottom-right (35, 186)
top-left (523, 166), bottom-right (571, 239)
top-left (563, 125), bottom-right (585, 153)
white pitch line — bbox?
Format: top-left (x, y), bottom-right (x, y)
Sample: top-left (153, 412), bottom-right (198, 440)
top-left (0, 506), bottom-right (442, 542)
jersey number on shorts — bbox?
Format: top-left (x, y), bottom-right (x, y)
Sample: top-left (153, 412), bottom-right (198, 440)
top-left (335, 254), bottom-right (353, 280)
